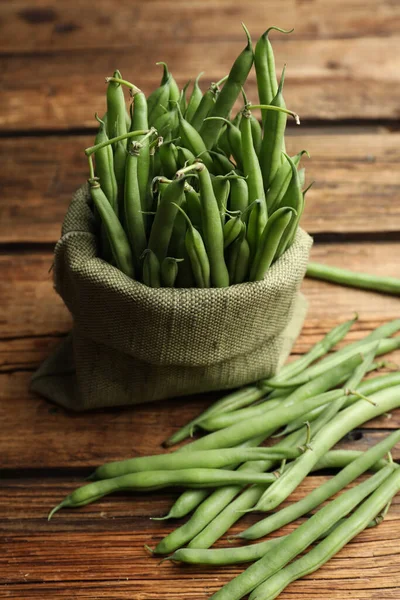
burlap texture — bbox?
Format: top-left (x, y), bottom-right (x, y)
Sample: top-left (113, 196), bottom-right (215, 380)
top-left (31, 184), bottom-right (313, 410)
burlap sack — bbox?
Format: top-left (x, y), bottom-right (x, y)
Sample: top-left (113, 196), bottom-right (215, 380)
top-left (31, 184), bottom-right (313, 410)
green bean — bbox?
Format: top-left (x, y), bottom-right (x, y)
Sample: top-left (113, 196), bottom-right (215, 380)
top-left (88, 174), bottom-right (134, 279)
top-left (268, 335), bottom-right (400, 389)
top-left (279, 368), bottom-right (400, 437)
top-left (163, 316), bottom-right (357, 447)
top-left (298, 166), bottom-right (306, 189)
top-left (159, 141), bottom-right (179, 179)
top-left (178, 355), bottom-right (364, 453)
top-left (240, 429), bottom-right (400, 540)
top-left (147, 64), bottom-right (171, 125)
top-left (176, 145), bottom-right (196, 168)
top-left (157, 62), bottom-right (180, 105)
top-left (224, 215), bottom-right (244, 249)
top-left (160, 257), bottom-right (183, 287)
top-left (200, 25), bottom-right (254, 149)
top-left (266, 150), bottom-right (309, 214)
top-left (229, 177), bottom-right (249, 216)
top-left (246, 200), bottom-right (264, 261)
top-left (253, 384), bottom-right (400, 513)
top-left (210, 149), bottom-right (238, 176)
top-left (307, 261), bottom-right (400, 296)
top-left (240, 107), bottom-right (267, 255)
top-left (186, 72), bottom-right (204, 122)
top-left (48, 468), bottom-right (287, 519)
top-left (173, 203), bottom-right (210, 288)
top-left (85, 129), bottom-right (151, 157)
top-left (148, 178), bottom-right (185, 262)
top-left (130, 92), bottom-right (151, 213)
top-left (90, 447), bottom-right (300, 481)
top-left (250, 114), bottom-right (262, 157)
top-left (217, 122), bottom-right (232, 158)
top-left (124, 141), bottom-right (148, 267)
top-left (167, 515), bottom-right (382, 566)
top-left (190, 79), bottom-right (221, 132)
top-left (204, 117), bottom-right (243, 169)
top-left (177, 104), bottom-right (214, 171)
top-left (210, 465), bottom-right (395, 600)
top-left (211, 176), bottom-right (231, 224)
top-left (200, 398), bottom-right (283, 432)
top-left (153, 106), bottom-right (179, 138)
top-left (142, 249), bottom-right (161, 287)
top-left (259, 65), bottom-right (290, 189)
top-left (227, 224), bottom-right (250, 284)
top-left (255, 27), bottom-right (293, 116)
top-left (179, 78), bottom-right (191, 114)
top-left (93, 114), bottom-right (118, 213)
top-left (250, 207), bottom-right (295, 281)
top-left (249, 468), bottom-right (400, 600)
top-left (176, 162), bottom-right (229, 287)
top-left (314, 450), bottom-right (390, 472)
top-left (106, 70), bottom-right (128, 142)
top-left (184, 184), bottom-right (202, 229)
top-left (274, 153), bottom-right (304, 258)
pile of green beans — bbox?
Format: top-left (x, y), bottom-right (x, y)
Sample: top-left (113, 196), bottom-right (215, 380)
top-left (49, 315), bottom-right (400, 598)
top-left (85, 25), bottom-right (308, 287)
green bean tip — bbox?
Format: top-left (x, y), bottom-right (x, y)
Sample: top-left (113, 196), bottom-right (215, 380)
top-left (144, 544), bottom-right (155, 556)
top-left (48, 501), bottom-right (65, 521)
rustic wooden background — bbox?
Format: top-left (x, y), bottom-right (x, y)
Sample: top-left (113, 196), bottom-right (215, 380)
top-left (1, 1), bottom-right (400, 598)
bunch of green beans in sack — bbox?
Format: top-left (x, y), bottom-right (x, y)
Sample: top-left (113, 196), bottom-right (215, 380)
top-left (31, 25), bottom-right (313, 409)
top-left (86, 24), bottom-right (308, 288)
top-left (48, 316), bottom-right (400, 600)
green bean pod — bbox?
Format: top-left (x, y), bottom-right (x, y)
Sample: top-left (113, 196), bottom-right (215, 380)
top-left (160, 257), bottom-right (183, 288)
top-left (179, 78), bottom-right (192, 114)
top-left (147, 64), bottom-right (171, 125)
top-left (184, 184), bottom-right (202, 229)
top-left (159, 141), bottom-right (179, 179)
top-left (254, 27), bottom-right (293, 120)
top-left (153, 106), bottom-right (179, 138)
top-left (227, 223), bottom-right (250, 284)
top-left (191, 88), bottom-right (217, 130)
top-left (177, 105), bottom-right (214, 171)
top-left (148, 178), bottom-right (185, 262)
top-left (195, 163), bottom-right (229, 286)
top-left (274, 154), bottom-right (306, 259)
top-left (204, 117), bottom-right (243, 169)
top-left (229, 177), bottom-right (249, 216)
top-left (259, 66), bottom-right (289, 188)
top-left (176, 145), bottom-right (196, 168)
top-left (211, 176), bottom-right (230, 224)
top-left (106, 70), bottom-right (128, 142)
top-left (142, 249), bottom-right (161, 287)
top-left (209, 150), bottom-right (237, 176)
top-left (266, 149), bottom-right (309, 214)
top-left (250, 114), bottom-right (262, 157)
top-left (200, 25), bottom-right (254, 149)
top-left (124, 142), bottom-right (147, 268)
top-left (130, 92), bottom-right (150, 211)
top-left (186, 72), bottom-right (204, 122)
top-left (173, 203), bottom-right (210, 288)
top-left (157, 62), bottom-right (180, 105)
top-left (91, 446), bottom-right (299, 480)
top-left (223, 215), bottom-right (243, 248)
top-left (88, 177), bottom-right (134, 278)
top-left (93, 114), bottom-right (118, 214)
top-left (250, 207), bottom-right (294, 280)
top-left (306, 262), bottom-right (400, 296)
top-left (217, 123), bottom-right (232, 158)
top-left (241, 110), bottom-right (267, 255)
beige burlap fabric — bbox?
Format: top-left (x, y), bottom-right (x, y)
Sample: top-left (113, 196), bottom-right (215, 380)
top-left (31, 184), bottom-right (313, 410)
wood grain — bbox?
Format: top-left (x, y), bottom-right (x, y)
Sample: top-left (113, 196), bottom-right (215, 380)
top-left (1, 132), bottom-right (400, 244)
top-left (2, 0), bottom-right (400, 54)
top-left (1, 36), bottom-right (400, 131)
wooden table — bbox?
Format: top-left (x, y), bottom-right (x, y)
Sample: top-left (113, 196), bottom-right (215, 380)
top-left (1, 2), bottom-right (400, 598)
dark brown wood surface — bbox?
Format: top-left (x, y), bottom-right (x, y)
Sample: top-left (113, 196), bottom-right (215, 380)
top-left (1, 2), bottom-right (400, 598)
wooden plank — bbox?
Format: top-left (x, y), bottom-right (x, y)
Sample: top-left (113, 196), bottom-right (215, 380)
top-left (2, 0), bottom-right (400, 54)
top-left (1, 36), bottom-right (400, 131)
top-left (1, 132), bottom-right (400, 244)
top-left (0, 478), bottom-right (399, 598)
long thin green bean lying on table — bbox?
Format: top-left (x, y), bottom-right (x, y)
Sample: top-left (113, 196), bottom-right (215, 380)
top-left (307, 261), bottom-right (400, 296)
